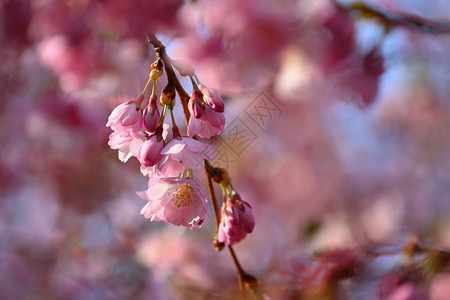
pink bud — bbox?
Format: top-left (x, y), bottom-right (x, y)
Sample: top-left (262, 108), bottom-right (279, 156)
top-left (188, 90), bottom-right (205, 119)
top-left (143, 95), bottom-right (160, 133)
top-left (218, 194), bottom-right (255, 246)
top-left (138, 134), bottom-right (164, 167)
top-left (199, 84), bottom-right (224, 113)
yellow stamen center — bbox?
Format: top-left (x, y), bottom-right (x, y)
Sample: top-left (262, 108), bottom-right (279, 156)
top-left (171, 183), bottom-right (195, 208)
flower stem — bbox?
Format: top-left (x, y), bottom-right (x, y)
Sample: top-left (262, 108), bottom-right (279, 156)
top-left (193, 74), bottom-right (201, 85)
top-left (151, 79), bottom-right (158, 97)
top-left (142, 78), bottom-right (153, 95)
top-left (147, 34), bottom-right (191, 125)
top-left (148, 33), bottom-right (254, 299)
top-left (190, 76), bottom-right (199, 90)
top-left (140, 78), bottom-right (153, 109)
top-left (158, 105), bottom-right (167, 127)
top-left (169, 107), bottom-right (177, 128)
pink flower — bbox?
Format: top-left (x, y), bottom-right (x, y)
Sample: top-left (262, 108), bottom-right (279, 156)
top-left (188, 105), bottom-right (225, 139)
top-left (143, 95), bottom-right (160, 133)
top-left (157, 136), bottom-right (215, 177)
top-left (138, 177), bottom-right (208, 230)
top-left (218, 194), bottom-right (255, 246)
top-left (106, 98), bottom-right (143, 137)
top-left (199, 84), bottom-right (224, 113)
top-left (107, 131), bottom-right (134, 162)
top-left (137, 134), bottom-right (164, 167)
top-left (187, 89), bottom-right (225, 139)
top-left (189, 91), bottom-right (205, 119)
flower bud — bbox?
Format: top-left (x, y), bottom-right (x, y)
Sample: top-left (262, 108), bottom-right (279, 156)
top-left (208, 166), bottom-right (229, 185)
top-left (149, 60), bottom-right (164, 81)
top-left (143, 95), bottom-right (160, 133)
top-left (150, 69), bottom-right (163, 81)
top-left (213, 236), bottom-right (225, 252)
top-left (188, 89), bottom-right (205, 119)
top-left (150, 59), bottom-right (163, 70)
top-left (217, 194), bottom-right (255, 246)
top-left (160, 82), bottom-right (176, 107)
top-left (199, 84), bottom-right (224, 113)
top-left (138, 133), bottom-right (164, 167)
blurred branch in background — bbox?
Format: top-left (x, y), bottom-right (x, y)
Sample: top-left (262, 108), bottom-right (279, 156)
top-left (335, 1), bottom-right (450, 34)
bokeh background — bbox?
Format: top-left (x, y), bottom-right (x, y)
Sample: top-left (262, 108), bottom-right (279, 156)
top-left (1, 0), bottom-right (450, 299)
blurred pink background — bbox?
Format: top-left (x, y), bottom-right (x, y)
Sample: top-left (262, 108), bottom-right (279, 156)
top-left (1, 0), bottom-right (450, 299)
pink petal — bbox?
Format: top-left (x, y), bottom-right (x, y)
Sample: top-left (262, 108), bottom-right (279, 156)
top-left (147, 182), bottom-right (169, 199)
top-left (160, 139), bottom-right (185, 155)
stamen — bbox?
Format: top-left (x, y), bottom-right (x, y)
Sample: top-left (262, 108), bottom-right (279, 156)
top-left (170, 183), bottom-right (195, 208)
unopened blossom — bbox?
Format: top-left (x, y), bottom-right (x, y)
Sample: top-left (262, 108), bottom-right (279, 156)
top-left (218, 194), bottom-right (255, 246)
top-left (138, 177), bottom-right (208, 230)
top-left (150, 60), bottom-right (164, 81)
top-left (137, 133), bottom-right (164, 167)
top-left (199, 84), bottom-right (224, 112)
top-left (188, 105), bottom-right (225, 139)
top-left (157, 133), bottom-right (215, 177)
top-left (159, 82), bottom-right (176, 107)
top-left (106, 97), bottom-right (143, 137)
top-left (189, 92), bottom-right (204, 118)
top-left (143, 95), bottom-right (160, 133)
top-left (187, 90), bottom-right (225, 139)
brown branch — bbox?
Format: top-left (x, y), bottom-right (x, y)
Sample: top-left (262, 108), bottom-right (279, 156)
top-left (205, 160), bottom-right (221, 228)
top-left (204, 160), bottom-right (246, 299)
top-left (148, 33), bottom-right (254, 299)
top-left (147, 33), bottom-right (191, 125)
top-left (336, 1), bottom-right (450, 34)
top-left (228, 246), bottom-right (246, 299)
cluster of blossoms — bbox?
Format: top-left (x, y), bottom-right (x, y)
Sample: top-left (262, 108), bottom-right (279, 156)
top-left (106, 57), bottom-right (254, 245)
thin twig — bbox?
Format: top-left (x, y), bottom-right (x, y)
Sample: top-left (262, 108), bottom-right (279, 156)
top-left (205, 160), bottom-right (221, 228)
top-left (228, 246), bottom-right (246, 299)
top-left (147, 33), bottom-right (250, 298)
top-left (335, 1), bottom-right (450, 34)
top-left (147, 33), bottom-right (191, 125)
top-left (204, 161), bottom-right (246, 298)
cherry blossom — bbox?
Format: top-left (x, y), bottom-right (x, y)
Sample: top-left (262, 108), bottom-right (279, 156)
top-left (143, 95), bottom-right (160, 133)
top-left (107, 131), bottom-right (134, 162)
top-left (138, 177), bottom-right (208, 230)
top-left (137, 134), bottom-right (164, 168)
top-left (218, 195), bottom-right (255, 246)
top-left (187, 89), bottom-right (225, 139)
top-left (106, 97), bottom-right (144, 137)
top-left (157, 136), bottom-right (215, 177)
top-left (199, 84), bottom-right (224, 113)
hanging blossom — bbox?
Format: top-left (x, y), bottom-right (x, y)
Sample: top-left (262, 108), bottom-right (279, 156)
top-left (218, 194), bottom-right (255, 246)
top-left (157, 127), bottom-right (215, 177)
top-left (108, 132), bottom-right (135, 162)
top-left (187, 88), bottom-right (225, 139)
top-left (106, 95), bottom-right (144, 137)
top-left (138, 177), bottom-right (208, 230)
top-left (106, 95), bottom-right (145, 162)
top-left (199, 84), bottom-right (224, 113)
